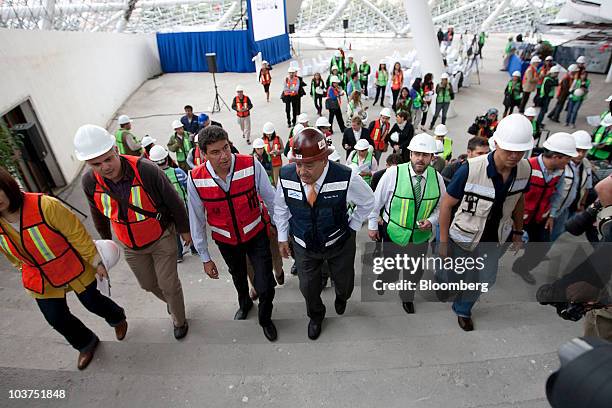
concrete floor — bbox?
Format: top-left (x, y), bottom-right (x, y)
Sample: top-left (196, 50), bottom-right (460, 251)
top-left (0, 34), bottom-right (611, 408)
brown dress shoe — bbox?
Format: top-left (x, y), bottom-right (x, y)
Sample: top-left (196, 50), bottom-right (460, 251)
top-left (114, 320), bottom-right (128, 341)
top-left (77, 338), bottom-right (99, 370)
top-left (457, 316), bottom-right (474, 332)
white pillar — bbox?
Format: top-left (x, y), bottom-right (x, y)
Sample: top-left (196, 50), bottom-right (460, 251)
top-left (606, 61), bottom-right (612, 84)
top-left (40, 0), bottom-right (55, 30)
top-left (404, 0), bottom-right (456, 119)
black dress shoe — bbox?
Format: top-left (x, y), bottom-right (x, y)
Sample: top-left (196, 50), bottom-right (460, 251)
top-left (290, 263), bottom-right (298, 275)
top-left (262, 322), bottom-right (278, 342)
top-left (308, 320), bottom-right (322, 340)
top-left (402, 301), bottom-right (415, 314)
top-left (174, 321), bottom-right (189, 339)
top-left (234, 302), bottom-right (253, 320)
top-left (334, 298), bottom-right (347, 315)
top-left (457, 316), bottom-right (474, 332)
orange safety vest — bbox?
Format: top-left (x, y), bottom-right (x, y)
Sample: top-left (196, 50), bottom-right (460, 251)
top-left (522, 65), bottom-right (536, 87)
top-left (284, 77), bottom-right (298, 96)
top-left (193, 145), bottom-right (203, 167)
top-left (264, 135), bottom-right (283, 167)
top-left (369, 119), bottom-right (389, 151)
top-left (391, 71), bottom-right (403, 90)
top-left (524, 157), bottom-right (562, 225)
top-left (191, 154), bottom-right (264, 245)
top-left (0, 193), bottom-right (85, 294)
top-left (260, 69), bottom-right (271, 85)
top-left (235, 96), bottom-right (250, 118)
top-left (92, 155), bottom-right (164, 250)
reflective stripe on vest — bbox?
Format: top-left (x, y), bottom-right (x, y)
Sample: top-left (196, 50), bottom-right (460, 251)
top-left (539, 76), bottom-right (555, 98)
top-left (284, 77), bottom-right (298, 96)
top-left (370, 119), bottom-right (388, 151)
top-left (174, 134), bottom-right (193, 163)
top-left (0, 193), bottom-right (85, 294)
top-left (524, 156), bottom-right (561, 224)
top-left (589, 126), bottom-right (611, 160)
top-left (164, 167), bottom-right (187, 205)
top-left (412, 89), bottom-right (423, 108)
top-left (115, 129), bottom-right (141, 156)
top-left (93, 155), bottom-right (164, 249)
top-left (522, 66), bottom-right (536, 87)
top-left (384, 165), bottom-right (440, 245)
top-left (235, 96), bottom-right (250, 118)
top-left (260, 69), bottom-right (271, 85)
top-left (351, 149), bottom-right (373, 185)
top-left (191, 154), bottom-right (263, 245)
top-left (193, 146), bottom-right (202, 166)
top-left (442, 137), bottom-right (453, 161)
top-left (264, 136), bottom-right (283, 167)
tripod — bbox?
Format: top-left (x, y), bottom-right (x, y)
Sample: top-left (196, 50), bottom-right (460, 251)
top-left (211, 71), bottom-right (230, 113)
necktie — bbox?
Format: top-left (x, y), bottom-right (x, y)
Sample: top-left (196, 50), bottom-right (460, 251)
top-left (307, 183), bottom-right (318, 207)
top-left (414, 175), bottom-right (423, 208)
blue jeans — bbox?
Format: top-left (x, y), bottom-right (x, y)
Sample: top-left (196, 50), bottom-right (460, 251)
top-left (565, 99), bottom-right (582, 125)
top-left (551, 207), bottom-right (570, 242)
top-left (451, 243), bottom-right (502, 318)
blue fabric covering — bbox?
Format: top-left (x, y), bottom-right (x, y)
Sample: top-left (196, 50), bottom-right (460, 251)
top-left (254, 34), bottom-right (291, 66)
top-left (507, 54), bottom-right (524, 77)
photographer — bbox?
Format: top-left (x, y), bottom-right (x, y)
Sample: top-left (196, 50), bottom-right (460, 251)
top-left (467, 108), bottom-right (499, 139)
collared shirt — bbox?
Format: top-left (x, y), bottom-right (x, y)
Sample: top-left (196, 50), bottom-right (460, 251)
top-left (551, 160), bottom-right (592, 216)
top-left (446, 151), bottom-right (529, 242)
top-left (536, 154), bottom-right (565, 217)
top-left (273, 162), bottom-right (375, 242)
top-left (187, 154), bottom-right (276, 263)
top-left (346, 150), bottom-right (379, 173)
top-left (368, 163), bottom-right (446, 230)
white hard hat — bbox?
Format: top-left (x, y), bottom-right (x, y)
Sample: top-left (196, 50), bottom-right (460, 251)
top-left (576, 55), bottom-right (586, 64)
top-left (572, 130), bottom-right (593, 150)
top-left (549, 65), bottom-right (560, 74)
top-left (512, 70), bottom-right (521, 77)
top-left (407, 133), bottom-right (437, 154)
top-left (434, 139), bottom-right (444, 155)
top-left (94, 240), bottom-right (121, 271)
top-left (568, 64), bottom-right (579, 72)
top-left (236, 85), bottom-right (244, 92)
top-left (287, 66), bottom-right (297, 73)
top-left (379, 59), bottom-right (386, 65)
top-left (330, 75), bottom-right (340, 83)
top-left (355, 139), bottom-right (370, 151)
top-left (172, 119), bottom-right (183, 130)
top-left (347, 54), bottom-right (354, 59)
top-left (293, 124), bottom-right (305, 136)
top-left (530, 56), bottom-right (541, 64)
top-left (141, 136), bottom-right (156, 147)
top-left (263, 122), bottom-right (275, 134)
top-left (545, 56), bottom-right (553, 61)
top-left (434, 124), bottom-right (448, 136)
top-left (380, 107), bottom-right (393, 118)
top-left (493, 113), bottom-right (534, 152)
top-left (329, 145), bottom-right (341, 162)
top-left (149, 145), bottom-right (169, 162)
top-left (573, 88), bottom-right (585, 97)
top-left (331, 65), bottom-right (339, 72)
top-left (605, 95), bottom-right (612, 102)
top-left (601, 113), bottom-right (612, 127)
top-left (524, 107), bottom-right (537, 117)
top-left (253, 138), bottom-right (265, 149)
top-left (297, 113), bottom-right (309, 124)
top-left (390, 132), bottom-right (399, 143)
top-left (440, 73), bottom-right (449, 80)
top-left (262, 60), bottom-right (269, 65)
top-left (315, 117), bottom-right (331, 127)
top-left (74, 124), bottom-right (116, 161)
top-left (543, 132), bottom-right (578, 157)
top-left (361, 56), bottom-right (367, 63)
top-left (117, 115), bottom-right (131, 125)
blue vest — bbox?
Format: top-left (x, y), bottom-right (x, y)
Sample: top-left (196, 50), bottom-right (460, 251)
top-left (280, 161), bottom-right (352, 251)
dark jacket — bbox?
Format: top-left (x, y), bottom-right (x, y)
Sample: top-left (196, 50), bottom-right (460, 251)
top-left (82, 156), bottom-right (190, 241)
top-left (181, 115), bottom-right (199, 135)
top-left (342, 127), bottom-right (371, 154)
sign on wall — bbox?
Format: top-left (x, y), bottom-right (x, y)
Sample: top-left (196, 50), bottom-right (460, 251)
top-left (250, 0), bottom-right (287, 42)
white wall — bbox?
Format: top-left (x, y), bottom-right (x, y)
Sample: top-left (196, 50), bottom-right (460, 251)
top-left (0, 28), bottom-right (161, 182)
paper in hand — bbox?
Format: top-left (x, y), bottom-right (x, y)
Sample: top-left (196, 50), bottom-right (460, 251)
top-left (97, 276), bottom-right (111, 297)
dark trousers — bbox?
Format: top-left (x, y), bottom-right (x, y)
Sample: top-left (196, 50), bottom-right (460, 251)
top-left (314, 94), bottom-right (323, 116)
top-left (216, 229), bottom-right (276, 326)
top-left (430, 101), bottom-right (450, 126)
top-left (285, 96), bottom-right (300, 125)
top-left (519, 91), bottom-right (531, 113)
top-left (513, 220), bottom-right (551, 273)
top-left (360, 79), bottom-right (368, 96)
top-left (381, 238), bottom-right (429, 302)
top-left (536, 96), bottom-right (552, 126)
top-left (391, 89), bottom-right (400, 110)
top-left (421, 107), bottom-right (430, 126)
top-left (292, 230), bottom-right (356, 323)
top-left (548, 97), bottom-right (567, 121)
top-left (328, 108), bottom-right (346, 132)
top-left (36, 281), bottom-right (125, 352)
top-left (373, 85), bottom-right (386, 106)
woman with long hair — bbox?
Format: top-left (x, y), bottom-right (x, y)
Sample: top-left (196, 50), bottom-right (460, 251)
top-left (346, 90), bottom-right (367, 127)
top-left (310, 72), bottom-right (326, 116)
top-left (373, 62), bottom-right (388, 107)
top-left (258, 61), bottom-right (272, 102)
top-left (421, 73), bottom-right (434, 128)
top-left (395, 87), bottom-right (412, 116)
top-left (390, 62), bottom-right (404, 111)
top-left (409, 77), bottom-right (424, 127)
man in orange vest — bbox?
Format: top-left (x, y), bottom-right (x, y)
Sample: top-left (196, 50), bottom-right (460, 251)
top-left (76, 124), bottom-right (192, 340)
top-left (0, 167), bottom-right (127, 370)
top-left (519, 55), bottom-right (540, 113)
top-left (187, 125), bottom-right (279, 342)
top-left (231, 85), bottom-right (253, 144)
top-left (367, 107), bottom-right (392, 162)
top-left (511, 132), bottom-right (578, 284)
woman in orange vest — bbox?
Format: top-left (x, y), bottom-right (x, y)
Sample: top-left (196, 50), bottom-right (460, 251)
top-left (261, 122), bottom-right (284, 186)
top-left (390, 61), bottom-right (404, 111)
top-left (259, 60), bottom-right (272, 102)
top-left (0, 167), bottom-right (127, 370)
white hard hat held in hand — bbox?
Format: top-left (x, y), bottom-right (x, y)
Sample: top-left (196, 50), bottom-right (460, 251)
top-left (95, 240), bottom-right (121, 271)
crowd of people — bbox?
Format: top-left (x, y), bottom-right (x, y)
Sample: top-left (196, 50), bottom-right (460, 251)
top-left (1, 37), bottom-right (611, 372)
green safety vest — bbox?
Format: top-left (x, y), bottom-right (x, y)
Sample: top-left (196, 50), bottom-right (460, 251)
top-left (347, 62), bottom-right (358, 75)
top-left (359, 63), bottom-right (371, 82)
top-left (589, 126), bottom-right (612, 160)
top-left (436, 85), bottom-right (451, 104)
top-left (114, 129), bottom-right (141, 156)
top-left (442, 137), bottom-right (453, 161)
top-left (539, 76), bottom-right (556, 98)
top-left (531, 120), bottom-right (537, 135)
top-left (172, 134), bottom-right (193, 163)
top-left (570, 78), bottom-right (591, 102)
top-left (331, 57), bottom-right (344, 74)
top-left (412, 89), bottom-right (423, 109)
top-left (386, 164), bottom-right (440, 245)
top-left (478, 32), bottom-right (486, 45)
top-left (348, 79), bottom-right (361, 93)
top-left (601, 110), bottom-right (610, 120)
top-left (376, 70), bottom-right (388, 86)
top-left (253, 152), bottom-right (274, 183)
top-left (506, 80), bottom-right (522, 101)
top-left (352, 149), bottom-right (373, 185)
top-left (163, 167), bottom-right (187, 205)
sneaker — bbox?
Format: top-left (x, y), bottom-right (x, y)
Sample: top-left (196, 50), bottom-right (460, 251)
top-left (177, 257), bottom-right (183, 264)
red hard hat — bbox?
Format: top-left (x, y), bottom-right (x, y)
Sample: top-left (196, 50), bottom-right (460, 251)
top-left (290, 127), bottom-right (332, 163)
